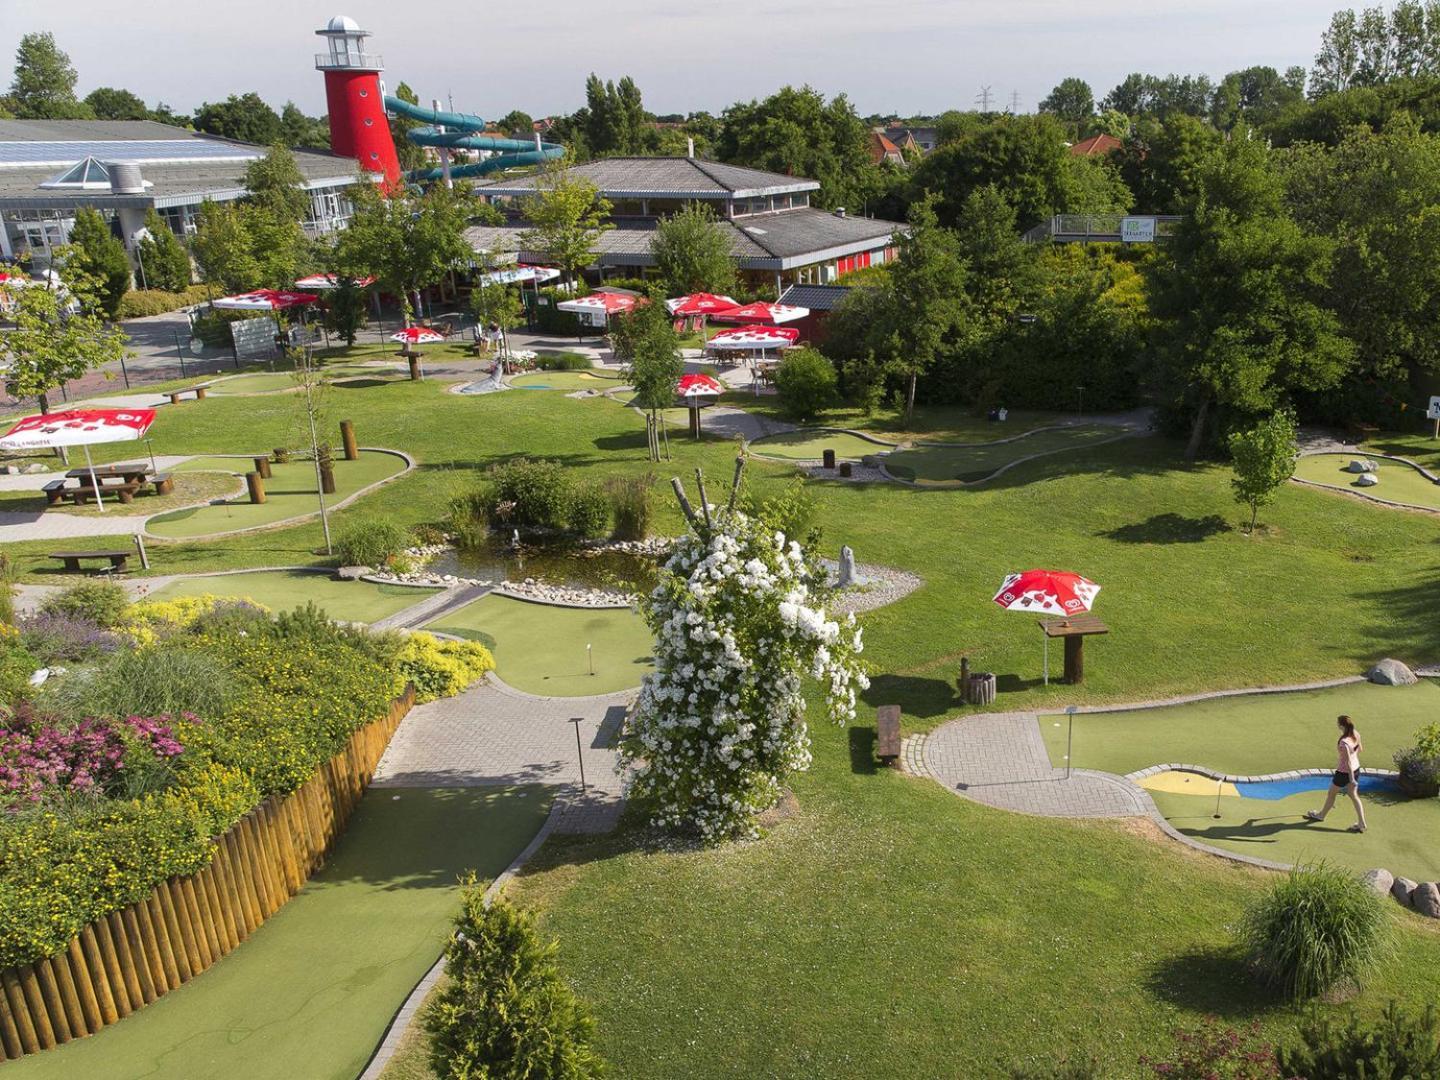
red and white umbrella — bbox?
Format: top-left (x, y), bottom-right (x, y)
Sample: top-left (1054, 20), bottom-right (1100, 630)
top-left (479, 265), bottom-right (560, 286)
top-left (666, 292), bottom-right (739, 316)
top-left (556, 293), bottom-right (639, 316)
top-left (0, 408), bottom-right (157, 514)
top-left (390, 326), bottom-right (446, 346)
top-left (993, 569), bottom-right (1100, 616)
top-left (212, 289), bottom-right (319, 311)
top-left (711, 301), bottom-right (808, 325)
top-left (706, 326), bottom-right (800, 351)
top-left (294, 274), bottom-right (376, 290)
top-left (676, 373), bottom-right (725, 400)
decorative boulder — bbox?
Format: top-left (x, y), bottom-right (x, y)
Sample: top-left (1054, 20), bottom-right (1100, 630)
top-left (336, 565), bottom-right (372, 581)
top-left (1368, 658), bottom-right (1418, 686)
top-left (1412, 882), bottom-right (1440, 919)
top-left (1362, 868), bottom-right (1394, 896)
top-left (1393, 877), bottom-right (1418, 906)
top-left (1345, 458), bottom-right (1378, 473)
top-left (1356, 472), bottom-right (1379, 487)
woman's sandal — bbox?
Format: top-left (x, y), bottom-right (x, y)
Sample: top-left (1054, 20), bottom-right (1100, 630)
top-left (1304, 811), bottom-right (1324, 822)
top-left (1348, 824), bottom-right (1366, 833)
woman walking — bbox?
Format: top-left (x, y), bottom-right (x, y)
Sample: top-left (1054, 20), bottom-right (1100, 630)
top-left (1304, 715), bottom-right (1368, 833)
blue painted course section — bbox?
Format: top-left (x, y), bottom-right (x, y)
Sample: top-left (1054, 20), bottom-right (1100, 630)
top-left (1236, 773), bottom-right (1400, 800)
top-left (384, 97), bottom-right (564, 182)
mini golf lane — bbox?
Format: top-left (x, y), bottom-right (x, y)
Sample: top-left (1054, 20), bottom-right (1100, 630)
top-left (1293, 453), bottom-right (1440, 511)
top-left (426, 593), bottom-right (653, 696)
top-left (147, 450), bottom-right (406, 538)
top-left (4, 786), bottom-right (553, 1080)
top-left (1145, 775), bottom-right (1439, 883)
top-left (147, 570), bottom-right (439, 625)
top-left (881, 425), bottom-right (1126, 483)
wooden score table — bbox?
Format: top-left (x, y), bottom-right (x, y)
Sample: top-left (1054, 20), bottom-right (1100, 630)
top-left (1040, 614), bottom-right (1109, 685)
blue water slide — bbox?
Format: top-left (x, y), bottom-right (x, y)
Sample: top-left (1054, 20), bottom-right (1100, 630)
top-left (383, 96), bottom-right (564, 182)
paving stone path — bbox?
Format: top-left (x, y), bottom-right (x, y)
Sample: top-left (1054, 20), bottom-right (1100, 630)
top-left (372, 677), bottom-right (635, 833)
top-left (922, 710), bottom-right (1153, 818)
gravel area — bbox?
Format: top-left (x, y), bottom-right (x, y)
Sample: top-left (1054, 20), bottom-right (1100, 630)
top-left (822, 561), bottom-right (924, 614)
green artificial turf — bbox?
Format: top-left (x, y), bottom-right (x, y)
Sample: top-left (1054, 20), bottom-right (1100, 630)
top-left (5, 786), bottom-right (553, 1080)
top-left (426, 594), bottom-right (652, 695)
top-left (1039, 680), bottom-right (1440, 777)
top-left (147, 451), bottom-right (406, 537)
top-left (1148, 783), bottom-right (1440, 882)
top-left (1293, 452), bottom-right (1440, 511)
top-left (507, 723), bottom-right (1440, 1078)
top-left (883, 424), bottom-right (1129, 482)
top-left (146, 569), bottom-right (438, 624)
top-left (509, 371), bottom-right (623, 392)
top-left (748, 430), bottom-right (896, 460)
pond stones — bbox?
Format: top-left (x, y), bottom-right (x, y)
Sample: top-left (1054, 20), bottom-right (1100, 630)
top-left (1368, 658), bottom-right (1418, 686)
top-left (1362, 867), bottom-right (1394, 896)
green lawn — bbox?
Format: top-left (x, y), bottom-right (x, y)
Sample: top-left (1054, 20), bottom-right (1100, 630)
top-left (145, 569), bottom-right (438, 624)
top-left (426, 593), bottom-right (652, 695)
top-left (883, 424), bottom-right (1129, 482)
top-left (147, 450), bottom-right (407, 538)
top-left (1039, 680), bottom-right (1440, 777)
top-left (207, 372), bottom-right (303, 395)
top-left (1293, 452), bottom-right (1440, 511)
top-left (4, 786), bottom-right (553, 1080)
top-left (748, 430), bottom-right (896, 460)
top-left (1148, 782), bottom-right (1440, 882)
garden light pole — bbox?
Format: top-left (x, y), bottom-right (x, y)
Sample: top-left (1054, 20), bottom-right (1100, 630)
top-left (570, 717), bottom-right (587, 793)
top-left (1065, 705), bottom-right (1077, 779)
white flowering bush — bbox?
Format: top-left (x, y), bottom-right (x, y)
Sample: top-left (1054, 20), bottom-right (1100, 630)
top-left (618, 503), bottom-right (868, 843)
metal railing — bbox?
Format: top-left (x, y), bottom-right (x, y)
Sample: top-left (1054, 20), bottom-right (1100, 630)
top-left (314, 51), bottom-right (383, 69)
top-left (1023, 214), bottom-right (1184, 244)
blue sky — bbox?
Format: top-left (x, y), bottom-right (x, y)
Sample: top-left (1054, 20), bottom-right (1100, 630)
top-left (4, 1), bottom-right (1342, 119)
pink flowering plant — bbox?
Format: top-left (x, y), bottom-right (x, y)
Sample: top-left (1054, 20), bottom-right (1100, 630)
top-left (0, 705), bottom-right (189, 812)
top-left (619, 471), bottom-right (867, 843)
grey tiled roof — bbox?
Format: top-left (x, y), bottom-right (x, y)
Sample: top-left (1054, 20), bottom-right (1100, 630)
top-left (474, 157), bottom-right (819, 199)
top-left (464, 207), bottom-right (900, 271)
top-left (778, 284), bottom-right (855, 311)
top-left (0, 119), bottom-right (191, 142)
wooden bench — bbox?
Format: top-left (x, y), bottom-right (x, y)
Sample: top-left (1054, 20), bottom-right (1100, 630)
top-left (1346, 420), bottom-right (1379, 444)
top-left (151, 473), bottom-right (174, 496)
top-left (166, 383), bottom-right (213, 405)
top-left (49, 549), bottom-right (130, 574)
top-left (70, 481), bottom-right (142, 506)
top-left (42, 479), bottom-right (68, 506)
top-left (875, 704), bottom-right (902, 767)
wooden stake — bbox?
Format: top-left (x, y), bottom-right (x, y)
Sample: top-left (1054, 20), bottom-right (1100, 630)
top-left (670, 477), bottom-right (699, 529)
top-left (694, 469), bottom-right (713, 529)
top-left (725, 456), bottom-right (746, 514)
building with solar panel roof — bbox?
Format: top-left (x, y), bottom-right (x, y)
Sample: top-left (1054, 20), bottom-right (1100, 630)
top-left (0, 119), bottom-right (363, 271)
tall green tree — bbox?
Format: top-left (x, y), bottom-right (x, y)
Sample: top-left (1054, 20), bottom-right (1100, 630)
top-left (67, 208), bottom-right (131, 317)
top-left (8, 33), bottom-right (90, 119)
top-left (1229, 410), bottom-right (1299, 533)
top-left (651, 203), bottom-right (736, 298)
top-left (83, 86), bottom-right (149, 121)
top-left (1146, 135), bottom-right (1354, 461)
top-left (336, 181), bottom-right (473, 321)
top-left (582, 74), bottom-right (648, 155)
top-left (193, 93), bottom-right (282, 144)
top-left (519, 162), bottom-right (613, 288)
top-left (243, 145), bottom-right (311, 225)
top-left (278, 102), bottom-right (328, 148)
top-left (0, 250), bottom-right (128, 414)
top-left (716, 86), bottom-right (873, 209)
top-left (388, 82), bottom-right (427, 173)
top-left (135, 210), bottom-right (191, 292)
top-left (1117, 113), bottom-right (1223, 213)
top-left (1039, 78), bottom-right (1095, 134)
top-left (470, 281), bottom-right (524, 355)
top-left (886, 195), bottom-right (970, 417)
top-left (953, 185), bottom-right (1035, 327)
top-left (191, 201), bottom-right (260, 294)
top-left (623, 291), bottom-right (684, 461)
top-left (323, 273), bottom-right (368, 346)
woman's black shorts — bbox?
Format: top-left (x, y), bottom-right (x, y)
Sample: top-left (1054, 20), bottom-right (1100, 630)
top-left (1333, 769), bottom-right (1358, 789)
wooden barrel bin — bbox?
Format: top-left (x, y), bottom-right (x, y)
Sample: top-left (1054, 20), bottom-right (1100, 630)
top-left (965, 672), bottom-right (997, 706)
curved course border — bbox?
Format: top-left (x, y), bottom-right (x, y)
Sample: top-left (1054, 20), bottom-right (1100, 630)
top-left (140, 447), bottom-right (415, 542)
top-left (1292, 449), bottom-right (1440, 516)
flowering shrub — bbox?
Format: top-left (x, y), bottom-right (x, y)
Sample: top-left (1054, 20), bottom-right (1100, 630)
top-left (0, 638), bottom-right (37, 708)
top-left (120, 594), bottom-right (269, 646)
top-left (618, 503), bottom-right (867, 843)
top-left (0, 706), bottom-right (187, 811)
top-left (40, 580), bottom-right (129, 628)
top-left (396, 633), bottom-right (495, 703)
top-left (19, 612), bottom-right (121, 664)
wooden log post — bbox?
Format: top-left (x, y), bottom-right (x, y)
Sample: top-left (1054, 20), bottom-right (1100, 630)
top-left (245, 471), bottom-right (266, 505)
top-left (272, 447), bottom-right (290, 464)
top-left (407, 353), bottom-right (421, 381)
top-left (252, 455), bottom-right (271, 479)
top-left (1064, 636), bottom-right (1085, 685)
top-left (340, 420), bottom-right (359, 461)
top-left (839, 461), bottom-right (852, 478)
top-left (319, 462), bottom-right (336, 495)
top-left (822, 448), bottom-right (836, 469)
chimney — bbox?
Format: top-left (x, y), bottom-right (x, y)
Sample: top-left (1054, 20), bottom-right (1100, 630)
top-left (106, 161), bottom-right (144, 195)
top-left (687, 137), bottom-right (695, 159)
top-left (833, 207), bottom-right (846, 218)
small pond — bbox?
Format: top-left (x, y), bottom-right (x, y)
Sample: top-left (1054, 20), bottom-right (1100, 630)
top-left (426, 537), bottom-right (659, 593)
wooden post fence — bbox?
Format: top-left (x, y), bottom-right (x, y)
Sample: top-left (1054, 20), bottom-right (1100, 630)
top-left (0, 684), bottom-right (415, 1062)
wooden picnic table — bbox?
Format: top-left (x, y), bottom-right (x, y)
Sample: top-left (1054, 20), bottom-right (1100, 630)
top-left (67, 465), bottom-right (151, 487)
top-left (1040, 614), bottom-right (1110, 685)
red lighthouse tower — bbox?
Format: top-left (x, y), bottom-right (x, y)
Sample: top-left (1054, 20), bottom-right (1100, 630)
top-left (314, 16), bottom-right (401, 186)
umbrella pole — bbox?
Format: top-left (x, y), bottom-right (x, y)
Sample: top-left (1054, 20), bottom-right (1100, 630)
top-left (84, 444), bottom-right (105, 514)
top-left (1042, 622), bottom-right (1049, 686)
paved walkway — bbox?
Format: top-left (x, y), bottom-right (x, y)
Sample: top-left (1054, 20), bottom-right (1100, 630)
top-left (923, 711), bottom-right (1152, 818)
top-left (372, 678), bottom-right (634, 833)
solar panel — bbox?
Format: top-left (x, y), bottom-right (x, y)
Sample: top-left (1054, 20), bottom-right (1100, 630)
top-left (0, 139), bottom-right (261, 167)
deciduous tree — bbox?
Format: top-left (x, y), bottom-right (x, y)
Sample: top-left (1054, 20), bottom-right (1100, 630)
top-left (1229, 410), bottom-right (1299, 533)
top-left (651, 202), bottom-right (736, 298)
top-left (67, 208), bottom-right (131, 317)
top-left (519, 162), bottom-right (613, 289)
top-left (8, 33), bottom-right (90, 119)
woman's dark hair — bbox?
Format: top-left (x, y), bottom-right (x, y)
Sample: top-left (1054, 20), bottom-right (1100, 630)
top-left (1337, 715), bottom-right (1356, 739)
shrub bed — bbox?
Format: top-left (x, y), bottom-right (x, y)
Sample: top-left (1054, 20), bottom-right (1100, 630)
top-left (116, 284), bottom-right (211, 320)
top-left (0, 590), bottom-right (427, 969)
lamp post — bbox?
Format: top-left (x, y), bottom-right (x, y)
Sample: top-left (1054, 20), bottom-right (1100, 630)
top-left (1065, 705), bottom-right (1078, 779)
top-left (569, 716), bottom-right (587, 793)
